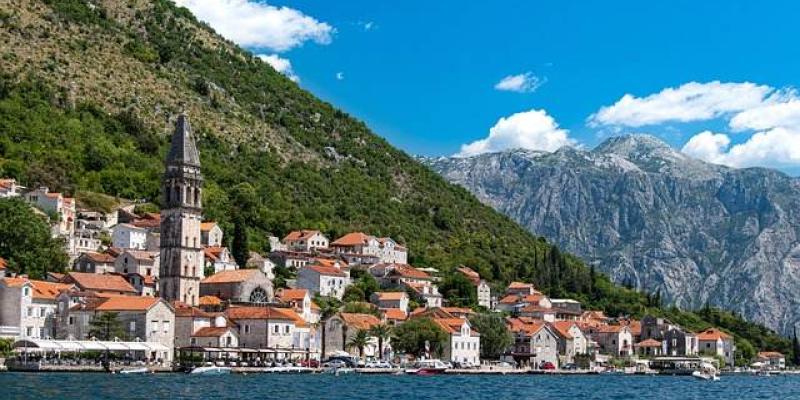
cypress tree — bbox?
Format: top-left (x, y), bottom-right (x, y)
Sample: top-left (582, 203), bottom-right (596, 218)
top-left (793, 328), bottom-right (800, 366)
top-left (232, 213), bottom-right (249, 267)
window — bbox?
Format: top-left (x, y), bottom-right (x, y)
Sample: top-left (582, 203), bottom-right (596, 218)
top-left (163, 321), bottom-right (170, 334)
top-left (27, 307), bottom-right (34, 317)
top-left (226, 336), bottom-right (232, 346)
top-left (129, 321), bottom-right (136, 332)
top-left (274, 325), bottom-right (279, 334)
top-left (68, 316), bottom-right (75, 325)
top-left (26, 327), bottom-right (33, 337)
top-left (190, 338), bottom-right (197, 345)
top-left (284, 325), bottom-right (290, 334)
top-left (151, 321), bottom-right (159, 334)
top-left (244, 325), bottom-right (250, 334)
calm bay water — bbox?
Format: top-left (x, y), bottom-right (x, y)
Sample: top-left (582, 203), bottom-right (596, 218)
top-left (1, 372), bottom-right (800, 399)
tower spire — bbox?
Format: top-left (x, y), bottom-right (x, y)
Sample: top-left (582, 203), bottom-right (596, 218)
top-left (166, 113), bottom-right (201, 167)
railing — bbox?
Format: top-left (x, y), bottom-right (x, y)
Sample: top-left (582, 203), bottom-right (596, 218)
top-left (0, 326), bottom-right (20, 338)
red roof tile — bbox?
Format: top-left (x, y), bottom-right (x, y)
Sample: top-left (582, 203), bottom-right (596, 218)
top-left (331, 232), bottom-right (372, 247)
top-left (193, 327), bottom-right (232, 337)
top-left (696, 328), bottom-right (732, 341)
top-left (65, 272), bottom-right (137, 294)
top-left (341, 313), bottom-right (381, 330)
top-left (86, 296), bottom-right (161, 312)
top-left (201, 269), bottom-right (259, 284)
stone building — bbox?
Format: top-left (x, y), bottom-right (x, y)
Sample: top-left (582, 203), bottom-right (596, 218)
top-left (159, 115), bottom-right (204, 306)
top-left (200, 269), bottom-right (274, 304)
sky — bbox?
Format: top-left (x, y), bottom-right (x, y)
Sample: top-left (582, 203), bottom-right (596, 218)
top-left (175, 1), bottom-right (800, 174)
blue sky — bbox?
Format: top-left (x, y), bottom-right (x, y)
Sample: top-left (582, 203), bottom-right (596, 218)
top-left (176, 1), bottom-right (800, 173)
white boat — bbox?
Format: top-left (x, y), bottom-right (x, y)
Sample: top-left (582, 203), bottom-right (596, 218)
top-left (190, 366), bottom-right (232, 375)
top-left (118, 367), bottom-right (150, 374)
top-left (404, 359), bottom-right (449, 375)
top-left (691, 362), bottom-right (720, 381)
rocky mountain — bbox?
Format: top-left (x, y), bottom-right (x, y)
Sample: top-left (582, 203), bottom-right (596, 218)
top-left (424, 135), bottom-right (800, 335)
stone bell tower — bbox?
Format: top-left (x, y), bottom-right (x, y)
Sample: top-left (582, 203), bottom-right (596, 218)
top-left (159, 114), bottom-right (204, 306)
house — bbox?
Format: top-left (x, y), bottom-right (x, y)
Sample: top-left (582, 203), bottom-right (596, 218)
top-left (115, 250), bottom-right (159, 278)
top-left (550, 321), bottom-right (588, 364)
top-left (505, 282), bottom-right (538, 296)
top-left (594, 324), bottom-right (633, 357)
top-left (60, 272), bottom-right (138, 296)
top-left (72, 224), bottom-right (103, 255)
top-left (757, 351), bottom-right (786, 369)
top-left (173, 302), bottom-right (228, 348)
top-left (296, 261), bottom-right (351, 300)
top-left (226, 306), bottom-right (314, 358)
top-left (203, 246), bottom-right (239, 273)
top-left (640, 316), bottom-right (680, 341)
top-left (200, 269), bottom-right (274, 304)
top-left (370, 291), bottom-right (409, 313)
top-left (635, 338), bottom-right (664, 357)
top-left (276, 288), bottom-right (320, 324)
top-left (324, 313), bottom-right (382, 359)
top-left (73, 251), bottom-right (116, 274)
top-left (456, 266), bottom-right (491, 309)
top-left (550, 299), bottom-right (583, 321)
top-left (369, 263), bottom-right (442, 307)
top-left (200, 222), bottom-right (223, 247)
top-left (60, 296), bottom-right (174, 362)
top-left (497, 292), bottom-right (552, 315)
top-left (331, 232), bottom-right (407, 264)
top-left (111, 223), bottom-right (148, 250)
top-left (125, 273), bottom-right (157, 297)
top-left (696, 328), bottom-right (736, 367)
top-left (506, 317), bottom-right (560, 368)
top-left (663, 327), bottom-right (698, 356)
top-left (0, 258), bottom-right (6, 279)
top-left (433, 317), bottom-right (480, 366)
top-left (0, 277), bottom-right (74, 339)
top-left (0, 178), bottom-right (24, 198)
top-left (282, 230), bottom-right (329, 252)
top-left (247, 252), bottom-right (275, 279)
top-left (191, 326), bottom-right (239, 348)
top-left (380, 308), bottom-right (407, 325)
top-left (25, 186), bottom-right (76, 239)
top-left (269, 251), bottom-right (314, 270)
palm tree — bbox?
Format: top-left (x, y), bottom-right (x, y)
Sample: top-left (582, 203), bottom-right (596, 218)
top-left (347, 329), bottom-right (370, 360)
top-left (369, 323), bottom-right (393, 360)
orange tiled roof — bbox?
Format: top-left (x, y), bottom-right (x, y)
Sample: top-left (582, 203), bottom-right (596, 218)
top-left (597, 324), bottom-right (628, 334)
top-left (277, 288), bottom-right (308, 302)
top-left (226, 306), bottom-right (300, 322)
top-left (203, 246), bottom-right (229, 262)
top-left (392, 264), bottom-right (430, 279)
top-left (315, 258), bottom-right (347, 269)
top-left (696, 328), bottom-right (732, 341)
top-left (0, 257), bottom-right (7, 270)
top-left (173, 302), bottom-right (214, 318)
top-left (636, 338), bottom-right (663, 348)
top-left (508, 281), bottom-right (534, 289)
top-left (201, 269), bottom-right (259, 284)
top-left (331, 232), bottom-right (373, 247)
top-left (66, 272), bottom-right (137, 293)
top-left (122, 250), bottom-right (158, 262)
top-left (550, 321), bottom-right (576, 339)
top-left (433, 317), bottom-right (468, 334)
top-left (88, 296), bottom-right (161, 312)
top-left (341, 313), bottom-right (381, 330)
top-left (200, 222), bottom-right (218, 232)
top-left (305, 264), bottom-right (346, 277)
top-left (375, 291), bottom-right (406, 301)
top-left (456, 266), bottom-right (481, 284)
top-left (506, 317), bottom-right (546, 335)
top-left (31, 280), bottom-right (73, 300)
top-left (757, 351), bottom-right (784, 359)
top-left (0, 179), bottom-right (16, 189)
top-left (381, 308), bottom-right (407, 321)
top-left (193, 327), bottom-right (232, 337)
top-left (440, 307), bottom-right (475, 316)
top-left (199, 295), bottom-right (222, 306)
top-left (283, 230), bottom-right (321, 242)
top-left (82, 251), bottom-right (116, 263)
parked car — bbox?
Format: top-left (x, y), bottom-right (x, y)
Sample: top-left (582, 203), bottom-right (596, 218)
top-left (323, 356), bottom-right (358, 368)
top-left (322, 360), bottom-right (348, 369)
top-left (562, 363), bottom-right (577, 370)
top-left (541, 361), bottom-right (556, 370)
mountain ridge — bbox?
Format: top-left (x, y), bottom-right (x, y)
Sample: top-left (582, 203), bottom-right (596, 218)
top-left (424, 134), bottom-right (800, 335)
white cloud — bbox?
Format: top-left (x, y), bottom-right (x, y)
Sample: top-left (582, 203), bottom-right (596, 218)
top-left (335, 72), bottom-right (345, 80)
top-left (174, 0), bottom-right (334, 52)
top-left (494, 72), bottom-right (546, 93)
top-left (589, 81), bottom-right (773, 127)
top-left (729, 95), bottom-right (800, 132)
top-left (683, 128), bottom-right (800, 168)
top-left (457, 109), bottom-right (575, 157)
top-left (257, 54), bottom-right (299, 82)
top-left (359, 21), bottom-right (376, 31)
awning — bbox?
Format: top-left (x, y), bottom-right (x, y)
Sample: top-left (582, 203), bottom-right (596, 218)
top-left (12, 339), bottom-right (168, 353)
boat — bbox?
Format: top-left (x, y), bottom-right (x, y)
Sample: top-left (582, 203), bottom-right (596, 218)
top-left (190, 366), bottom-right (232, 375)
top-left (691, 362), bottom-right (720, 381)
top-left (118, 367), bottom-right (151, 374)
top-left (404, 359), bottom-right (449, 375)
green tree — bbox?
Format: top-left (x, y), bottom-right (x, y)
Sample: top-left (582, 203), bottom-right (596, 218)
top-left (342, 285), bottom-right (366, 303)
top-left (0, 337), bottom-right (13, 357)
top-left (734, 338), bottom-right (756, 367)
top-left (342, 301), bottom-right (379, 316)
top-left (469, 313), bottom-right (513, 360)
top-left (439, 272), bottom-right (477, 307)
top-left (369, 323), bottom-right (393, 360)
top-left (88, 312), bottom-right (125, 341)
top-left (347, 329), bottom-right (370, 359)
top-left (793, 329), bottom-right (800, 366)
top-left (0, 198), bottom-right (68, 279)
top-left (391, 318), bottom-right (448, 358)
top-left (231, 212), bottom-right (248, 267)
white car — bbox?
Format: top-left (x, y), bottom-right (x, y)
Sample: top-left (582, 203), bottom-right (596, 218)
top-left (366, 361), bottom-right (393, 368)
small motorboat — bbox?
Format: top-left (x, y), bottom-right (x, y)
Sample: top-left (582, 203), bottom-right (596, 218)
top-left (118, 367), bottom-right (151, 374)
top-left (404, 359), bottom-right (449, 375)
top-left (190, 366), bottom-right (232, 375)
top-left (691, 362), bottom-right (720, 381)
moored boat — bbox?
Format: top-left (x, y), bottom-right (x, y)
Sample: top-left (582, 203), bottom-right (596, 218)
top-left (405, 359), bottom-right (449, 375)
top-left (190, 366), bottom-right (232, 375)
top-left (118, 367), bottom-right (151, 374)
